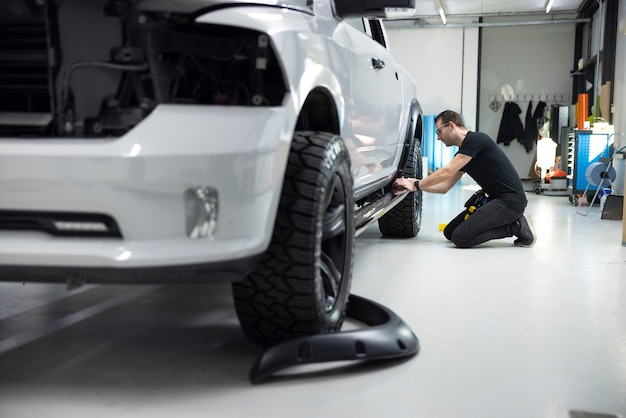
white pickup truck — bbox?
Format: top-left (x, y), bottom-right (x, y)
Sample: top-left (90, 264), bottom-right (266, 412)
top-left (0, 0), bottom-right (423, 345)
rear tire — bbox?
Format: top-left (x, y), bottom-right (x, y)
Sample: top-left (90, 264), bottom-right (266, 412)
top-left (232, 131), bottom-right (354, 346)
top-left (378, 141), bottom-right (423, 237)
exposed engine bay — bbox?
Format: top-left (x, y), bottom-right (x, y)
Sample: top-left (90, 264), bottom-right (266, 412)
top-left (0, 0), bottom-right (287, 138)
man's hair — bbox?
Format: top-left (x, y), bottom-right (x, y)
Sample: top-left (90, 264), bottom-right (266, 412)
top-left (436, 110), bottom-right (464, 127)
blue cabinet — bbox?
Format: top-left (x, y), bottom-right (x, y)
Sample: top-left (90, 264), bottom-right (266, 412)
top-left (569, 130), bottom-right (611, 196)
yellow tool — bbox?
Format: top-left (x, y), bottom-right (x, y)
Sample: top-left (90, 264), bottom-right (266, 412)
top-left (464, 206), bottom-right (478, 220)
top-left (463, 190), bottom-right (488, 221)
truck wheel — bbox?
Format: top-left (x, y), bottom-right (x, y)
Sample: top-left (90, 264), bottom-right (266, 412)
top-left (232, 131), bottom-right (354, 346)
top-left (378, 141), bottom-right (423, 237)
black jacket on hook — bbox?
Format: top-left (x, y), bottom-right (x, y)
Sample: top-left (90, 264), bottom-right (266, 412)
top-left (496, 101), bottom-right (524, 146)
top-left (522, 100), bottom-right (547, 153)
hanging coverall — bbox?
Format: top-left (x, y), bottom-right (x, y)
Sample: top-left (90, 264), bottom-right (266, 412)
top-left (496, 101), bottom-right (524, 146)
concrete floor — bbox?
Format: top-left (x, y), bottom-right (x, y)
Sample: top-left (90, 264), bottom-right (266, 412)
top-left (0, 184), bottom-right (625, 418)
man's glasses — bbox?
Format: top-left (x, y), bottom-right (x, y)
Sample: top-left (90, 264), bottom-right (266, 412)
top-left (436, 122), bottom-right (449, 135)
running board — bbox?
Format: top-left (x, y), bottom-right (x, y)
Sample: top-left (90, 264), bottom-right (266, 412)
top-left (249, 294), bottom-right (419, 384)
top-left (354, 191), bottom-right (407, 236)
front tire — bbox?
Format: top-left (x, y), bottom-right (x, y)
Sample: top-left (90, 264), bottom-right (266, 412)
top-left (232, 131), bottom-right (355, 346)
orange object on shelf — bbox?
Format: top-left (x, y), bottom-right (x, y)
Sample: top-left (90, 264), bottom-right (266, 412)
top-left (577, 93), bottom-right (588, 129)
top-left (546, 169), bottom-right (567, 179)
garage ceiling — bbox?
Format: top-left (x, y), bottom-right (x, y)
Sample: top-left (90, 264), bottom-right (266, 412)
top-left (414, 0), bottom-right (584, 18)
top-left (396, 0), bottom-right (590, 27)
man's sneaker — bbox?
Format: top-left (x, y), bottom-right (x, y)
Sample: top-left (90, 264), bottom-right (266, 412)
top-left (514, 214), bottom-right (536, 247)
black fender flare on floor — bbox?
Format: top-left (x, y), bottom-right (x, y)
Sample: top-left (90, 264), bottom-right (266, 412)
top-left (249, 294), bottom-right (420, 384)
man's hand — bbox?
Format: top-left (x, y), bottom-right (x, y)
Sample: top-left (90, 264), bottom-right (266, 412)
top-left (393, 177), bottom-right (416, 195)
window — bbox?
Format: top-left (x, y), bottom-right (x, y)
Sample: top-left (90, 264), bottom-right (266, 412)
top-left (344, 18), bottom-right (367, 35)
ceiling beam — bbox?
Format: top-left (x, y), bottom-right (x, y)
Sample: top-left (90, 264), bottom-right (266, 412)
top-left (385, 18), bottom-right (591, 29)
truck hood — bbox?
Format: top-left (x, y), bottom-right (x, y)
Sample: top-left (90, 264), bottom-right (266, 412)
top-left (136, 0), bottom-right (312, 14)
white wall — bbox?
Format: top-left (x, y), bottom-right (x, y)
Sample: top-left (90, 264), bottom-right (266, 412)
top-left (614, 1), bottom-right (626, 136)
top-left (613, 0), bottom-right (626, 242)
top-left (615, 0), bottom-right (626, 235)
top-left (386, 2), bottom-right (626, 180)
top-left (387, 26), bottom-right (479, 129)
top-left (479, 21), bottom-right (575, 178)
top-left (386, 19), bottom-right (575, 178)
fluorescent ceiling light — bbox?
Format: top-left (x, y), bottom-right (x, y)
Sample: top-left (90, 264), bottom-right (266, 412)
top-left (384, 7), bottom-right (416, 19)
top-left (438, 6), bottom-right (447, 24)
top-left (546, 0), bottom-right (555, 13)
top-left (435, 0), bottom-right (446, 24)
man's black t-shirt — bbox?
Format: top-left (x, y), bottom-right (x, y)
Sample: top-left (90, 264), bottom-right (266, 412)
top-left (457, 131), bottom-right (527, 210)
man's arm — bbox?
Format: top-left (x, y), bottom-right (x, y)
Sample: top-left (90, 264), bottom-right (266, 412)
top-left (395, 153), bottom-right (472, 194)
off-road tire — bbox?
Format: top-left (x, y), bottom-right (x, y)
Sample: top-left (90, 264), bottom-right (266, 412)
top-left (378, 142), bottom-right (423, 237)
top-left (232, 131), bottom-right (355, 346)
